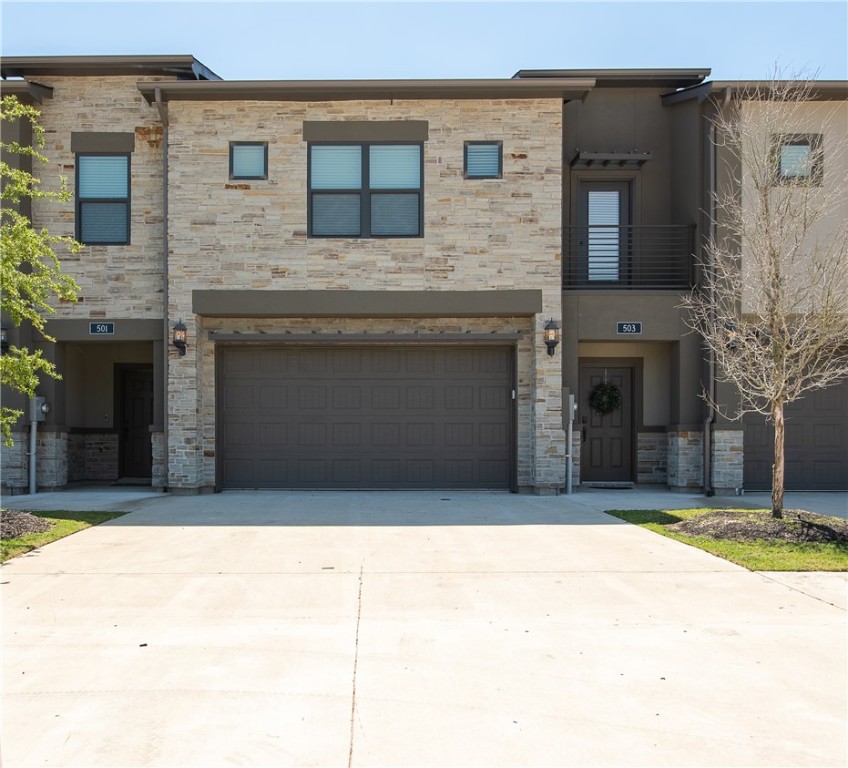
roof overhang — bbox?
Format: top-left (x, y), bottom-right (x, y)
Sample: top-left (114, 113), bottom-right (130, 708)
top-left (663, 80), bottom-right (848, 105)
top-left (0, 79), bottom-right (53, 104)
top-left (1, 55), bottom-right (221, 81)
top-left (138, 77), bottom-right (595, 104)
top-left (514, 68), bottom-right (710, 89)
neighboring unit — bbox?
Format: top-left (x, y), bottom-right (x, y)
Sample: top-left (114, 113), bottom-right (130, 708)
top-left (1, 56), bottom-right (845, 494)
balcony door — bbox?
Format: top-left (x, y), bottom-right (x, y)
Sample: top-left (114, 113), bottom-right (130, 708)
top-left (578, 181), bottom-right (630, 283)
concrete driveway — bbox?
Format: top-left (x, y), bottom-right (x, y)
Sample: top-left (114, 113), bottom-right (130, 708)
top-left (2, 490), bottom-right (846, 767)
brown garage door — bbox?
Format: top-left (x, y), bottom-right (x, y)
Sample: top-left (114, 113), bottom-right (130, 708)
top-left (744, 378), bottom-right (848, 490)
top-left (217, 345), bottom-right (514, 489)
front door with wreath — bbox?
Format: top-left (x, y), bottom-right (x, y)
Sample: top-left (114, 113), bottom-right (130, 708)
top-left (579, 364), bottom-right (634, 482)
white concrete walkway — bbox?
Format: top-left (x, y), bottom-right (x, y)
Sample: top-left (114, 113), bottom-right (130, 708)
top-left (2, 489), bottom-right (846, 767)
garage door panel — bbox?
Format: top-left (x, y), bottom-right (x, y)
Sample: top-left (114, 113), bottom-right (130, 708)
top-left (259, 422), bottom-right (287, 446)
top-left (218, 345), bottom-right (513, 489)
top-left (406, 423), bottom-right (435, 446)
top-left (332, 459), bottom-right (361, 483)
top-left (332, 423), bottom-right (361, 446)
top-left (332, 386), bottom-right (362, 409)
top-left (224, 384), bottom-right (255, 409)
top-left (744, 378), bottom-right (848, 490)
top-left (372, 386), bottom-right (401, 410)
top-left (259, 385), bottom-right (288, 409)
top-left (813, 423), bottom-right (842, 448)
top-left (445, 386), bottom-right (474, 409)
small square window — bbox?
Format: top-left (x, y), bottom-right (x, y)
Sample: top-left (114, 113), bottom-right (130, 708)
top-left (773, 134), bottom-right (822, 185)
top-left (230, 142), bottom-right (268, 180)
top-left (464, 141), bottom-right (502, 179)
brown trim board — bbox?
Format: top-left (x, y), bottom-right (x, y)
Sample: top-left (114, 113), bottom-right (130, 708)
top-left (193, 290), bottom-right (543, 318)
top-left (304, 120), bottom-right (428, 142)
top-left (44, 318), bottom-right (162, 341)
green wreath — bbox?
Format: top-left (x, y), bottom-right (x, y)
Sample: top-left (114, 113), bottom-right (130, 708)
top-left (589, 381), bottom-right (622, 415)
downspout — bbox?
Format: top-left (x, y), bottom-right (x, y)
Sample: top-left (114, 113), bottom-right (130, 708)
top-left (155, 87), bottom-right (170, 490)
top-left (703, 86), bottom-right (732, 496)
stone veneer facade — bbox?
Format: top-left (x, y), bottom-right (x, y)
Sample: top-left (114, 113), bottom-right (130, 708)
top-left (666, 429), bottom-right (704, 490)
top-left (30, 76), bottom-right (167, 319)
top-left (163, 97), bottom-right (565, 491)
top-left (711, 429), bottom-right (744, 494)
top-left (161, 100), bottom-right (565, 492)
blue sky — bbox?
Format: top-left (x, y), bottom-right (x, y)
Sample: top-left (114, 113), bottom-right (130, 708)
top-left (2, 1), bottom-right (846, 82)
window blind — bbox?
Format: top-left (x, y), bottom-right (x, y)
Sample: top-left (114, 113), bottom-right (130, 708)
top-left (311, 146), bottom-right (362, 189)
top-left (232, 144), bottom-right (266, 178)
top-left (369, 145), bottom-right (420, 189)
top-left (78, 156), bottom-right (128, 197)
top-left (465, 143), bottom-right (501, 177)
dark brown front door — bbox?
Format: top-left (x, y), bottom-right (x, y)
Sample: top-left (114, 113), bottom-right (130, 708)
top-left (580, 365), bottom-right (633, 482)
top-left (119, 367), bottom-right (153, 479)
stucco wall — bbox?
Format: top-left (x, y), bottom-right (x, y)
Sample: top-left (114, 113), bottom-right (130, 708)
top-left (738, 100), bottom-right (848, 315)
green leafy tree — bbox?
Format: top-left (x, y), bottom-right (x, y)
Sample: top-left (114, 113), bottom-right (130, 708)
top-left (1, 95), bottom-right (80, 444)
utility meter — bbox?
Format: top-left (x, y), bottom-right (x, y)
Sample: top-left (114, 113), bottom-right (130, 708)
top-left (30, 396), bottom-right (49, 422)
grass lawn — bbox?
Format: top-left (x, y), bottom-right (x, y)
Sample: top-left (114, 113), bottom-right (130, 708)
top-left (1, 510), bottom-right (127, 562)
top-left (605, 508), bottom-right (848, 571)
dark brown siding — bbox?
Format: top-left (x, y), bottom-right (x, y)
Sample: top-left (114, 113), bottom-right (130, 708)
top-left (217, 345), bottom-right (514, 489)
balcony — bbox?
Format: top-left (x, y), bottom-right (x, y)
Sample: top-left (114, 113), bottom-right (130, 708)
top-left (562, 225), bottom-right (696, 290)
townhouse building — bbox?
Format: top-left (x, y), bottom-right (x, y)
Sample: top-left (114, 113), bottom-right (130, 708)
top-left (1, 56), bottom-right (845, 494)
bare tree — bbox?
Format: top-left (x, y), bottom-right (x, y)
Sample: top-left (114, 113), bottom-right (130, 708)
top-left (682, 74), bottom-right (848, 517)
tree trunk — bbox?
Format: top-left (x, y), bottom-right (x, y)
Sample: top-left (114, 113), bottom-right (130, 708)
top-left (771, 401), bottom-right (785, 518)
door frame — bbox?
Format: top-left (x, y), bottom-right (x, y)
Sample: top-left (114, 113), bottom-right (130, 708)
top-left (578, 357), bottom-right (642, 483)
top-left (114, 363), bottom-right (154, 479)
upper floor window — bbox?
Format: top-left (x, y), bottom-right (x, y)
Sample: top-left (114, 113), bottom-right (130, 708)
top-left (76, 154), bottom-right (130, 245)
top-left (464, 141), bottom-right (502, 179)
top-left (773, 133), bottom-right (822, 185)
top-left (230, 142), bottom-right (268, 180)
top-left (308, 143), bottom-right (422, 237)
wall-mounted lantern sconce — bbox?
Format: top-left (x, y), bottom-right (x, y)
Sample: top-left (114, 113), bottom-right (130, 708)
top-left (173, 319), bottom-right (187, 356)
top-left (0, 327), bottom-right (8, 353)
top-left (543, 319), bottom-right (561, 357)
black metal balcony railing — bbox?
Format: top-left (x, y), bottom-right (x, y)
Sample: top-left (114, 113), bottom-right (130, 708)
top-left (562, 225), bottom-right (696, 289)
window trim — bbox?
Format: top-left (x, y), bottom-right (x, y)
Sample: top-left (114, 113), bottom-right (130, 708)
top-left (464, 141), bottom-right (503, 179)
top-left (75, 152), bottom-right (131, 246)
top-left (772, 133), bottom-right (823, 186)
top-left (307, 141), bottom-right (424, 239)
top-left (229, 141), bottom-right (269, 180)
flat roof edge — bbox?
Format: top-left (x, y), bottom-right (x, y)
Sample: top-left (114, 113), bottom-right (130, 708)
top-left (1, 55), bottom-right (221, 80)
top-left (138, 78), bottom-right (596, 103)
top-left (515, 68), bottom-right (711, 88)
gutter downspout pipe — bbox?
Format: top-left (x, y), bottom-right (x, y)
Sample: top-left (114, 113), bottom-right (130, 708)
top-left (703, 86), bottom-right (732, 496)
top-left (155, 87), bottom-right (170, 490)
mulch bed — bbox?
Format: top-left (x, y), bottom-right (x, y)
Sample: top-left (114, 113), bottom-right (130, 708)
top-left (1, 510), bottom-right (53, 540)
top-left (669, 509), bottom-right (848, 545)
